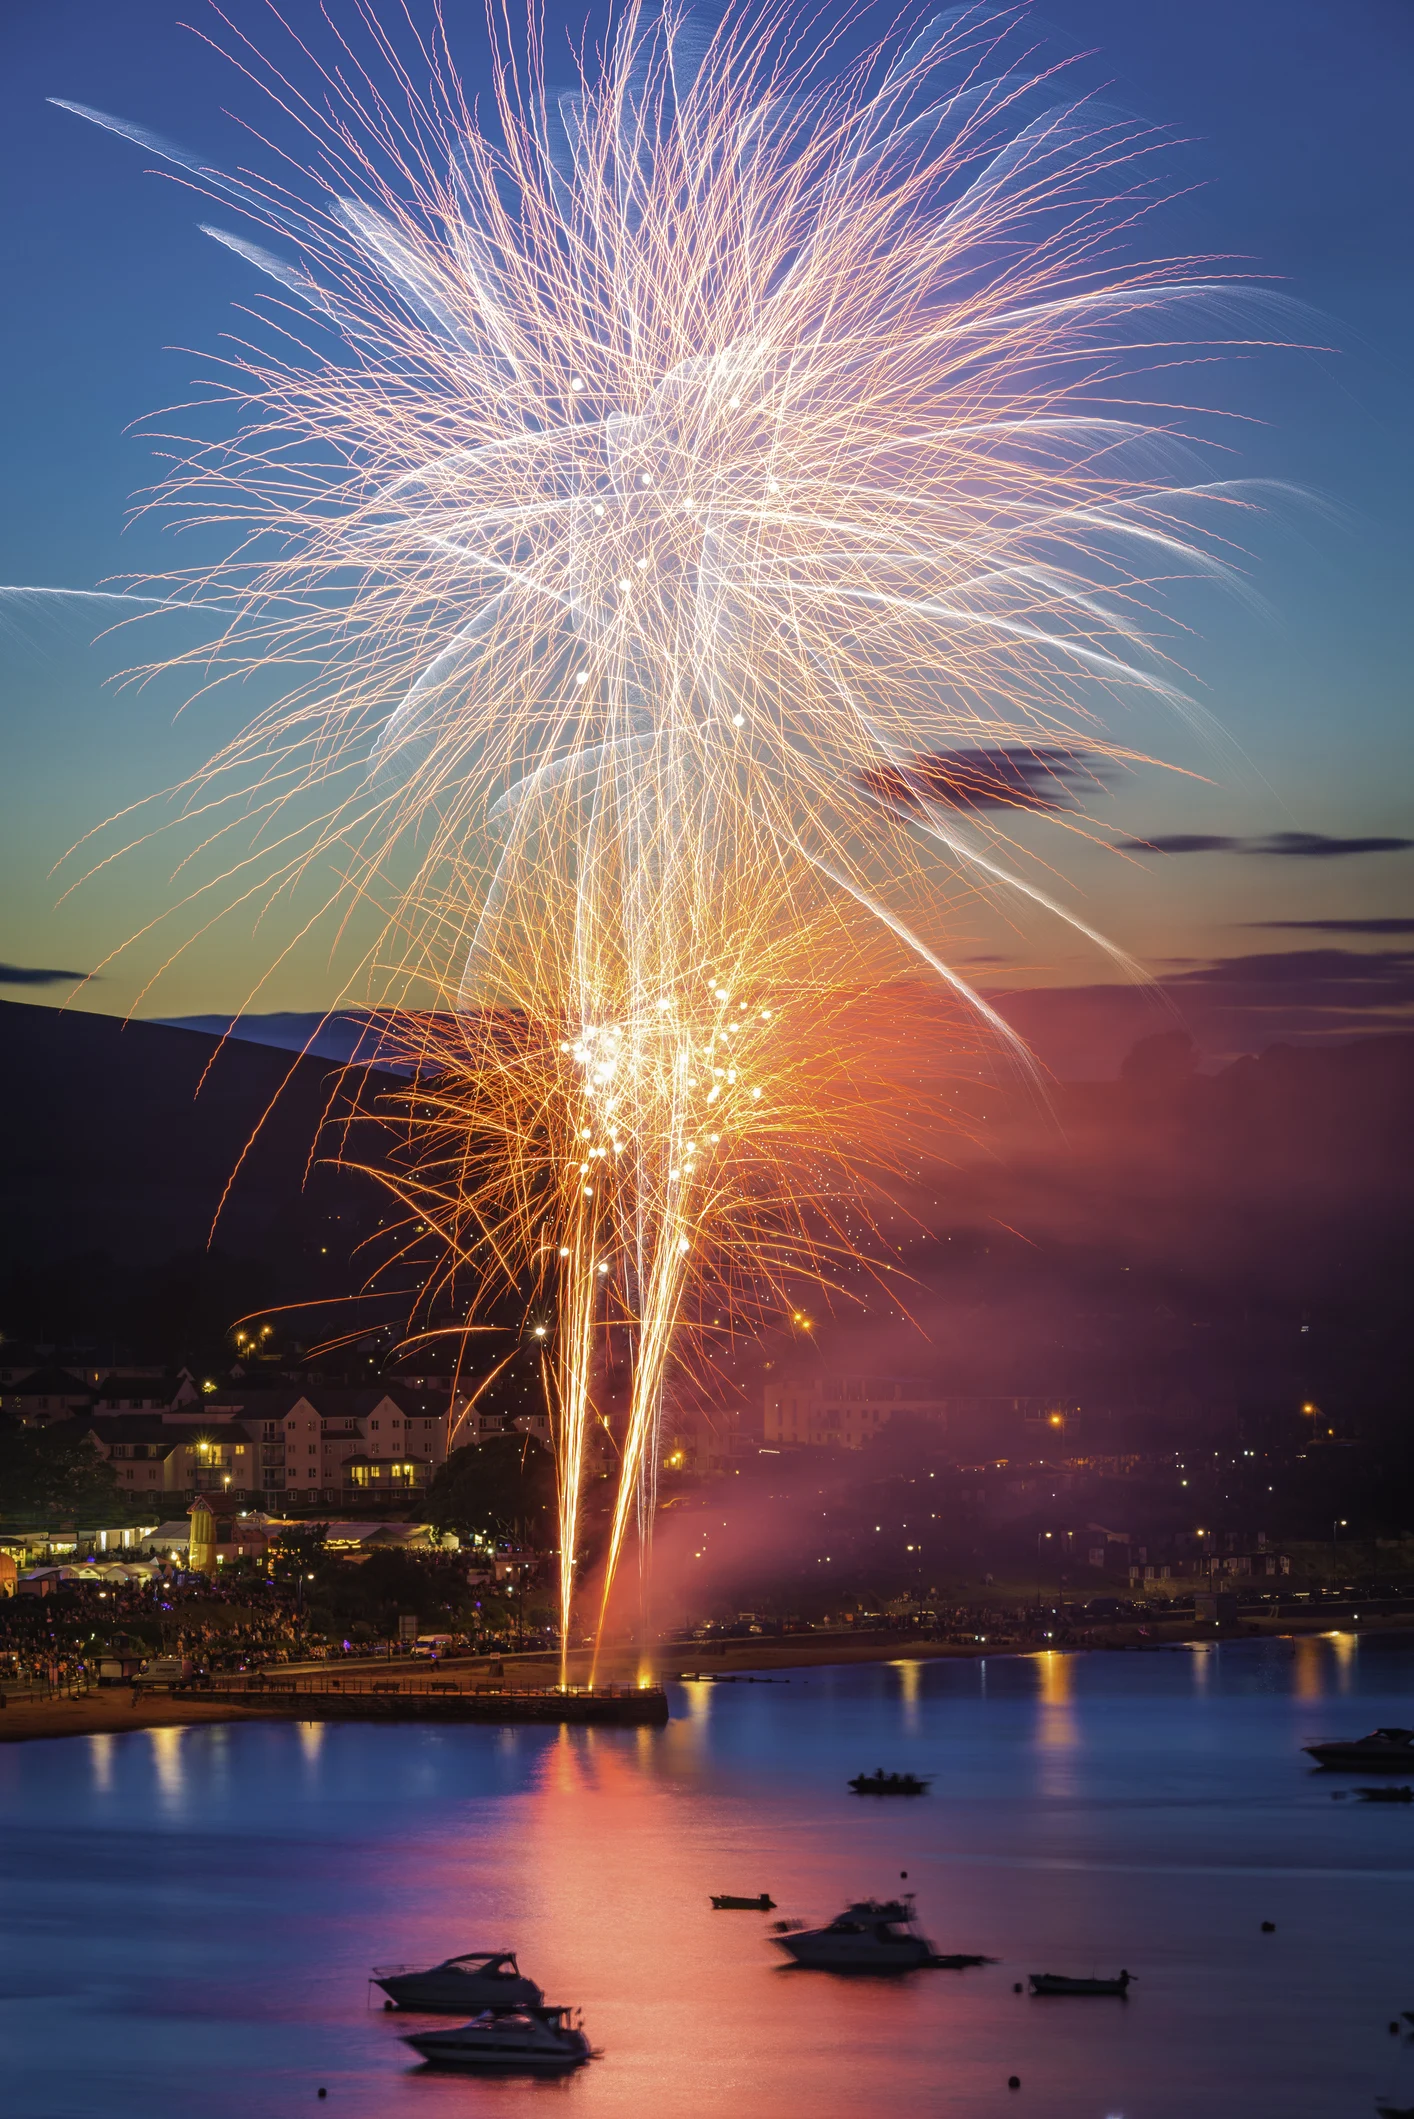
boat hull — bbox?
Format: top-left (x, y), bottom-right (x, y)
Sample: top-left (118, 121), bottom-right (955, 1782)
top-left (1030, 1975), bottom-right (1130, 1996)
top-left (403, 2039), bottom-right (587, 2072)
top-left (374, 1972), bottom-right (541, 2012)
top-left (775, 1936), bottom-right (934, 1971)
top-left (1306, 1745), bottom-right (1414, 1771)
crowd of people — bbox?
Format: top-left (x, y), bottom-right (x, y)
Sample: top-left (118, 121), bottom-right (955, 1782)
top-left (0, 1569), bottom-right (309, 1693)
top-left (0, 1547), bottom-right (555, 1696)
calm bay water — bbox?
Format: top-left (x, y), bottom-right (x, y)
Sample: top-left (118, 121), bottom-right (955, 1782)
top-left (2, 1636), bottom-right (1413, 2118)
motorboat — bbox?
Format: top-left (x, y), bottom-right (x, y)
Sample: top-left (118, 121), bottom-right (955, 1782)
top-left (1305, 1727), bottom-right (1414, 1771)
top-left (712, 1893), bottom-right (776, 1909)
top-left (401, 2005), bottom-right (592, 2072)
top-left (773, 1893), bottom-right (940, 1971)
top-left (1358, 1785), bottom-right (1414, 1803)
top-left (1030, 1970), bottom-right (1132, 1996)
top-left (372, 1951), bottom-right (542, 2013)
top-left (849, 1769), bottom-right (931, 1797)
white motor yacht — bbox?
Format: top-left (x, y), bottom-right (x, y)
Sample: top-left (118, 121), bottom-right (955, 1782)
top-left (772, 1894), bottom-right (938, 1971)
top-left (401, 2005), bottom-right (593, 2072)
top-left (371, 1950), bottom-right (542, 2013)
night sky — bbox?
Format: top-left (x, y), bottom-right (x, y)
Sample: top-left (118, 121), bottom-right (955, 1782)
top-left (1, 0), bottom-right (1409, 1068)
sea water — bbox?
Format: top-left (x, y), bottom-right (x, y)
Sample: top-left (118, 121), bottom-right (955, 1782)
top-left (2, 1634), bottom-right (1411, 2117)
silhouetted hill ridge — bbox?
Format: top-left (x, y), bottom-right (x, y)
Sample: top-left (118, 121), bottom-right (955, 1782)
top-left (0, 1001), bottom-right (405, 1352)
top-left (2, 1003), bottom-right (1409, 1396)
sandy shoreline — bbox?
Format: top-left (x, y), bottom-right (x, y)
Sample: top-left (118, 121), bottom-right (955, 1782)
top-left (0, 1693), bottom-right (283, 1745)
top-left (3, 1608), bottom-right (1406, 1745)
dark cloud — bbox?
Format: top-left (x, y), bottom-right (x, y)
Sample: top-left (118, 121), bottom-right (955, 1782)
top-left (0, 962), bottom-right (90, 988)
top-left (1248, 917), bottom-right (1414, 935)
top-left (1253, 831), bottom-right (1414, 859)
top-left (862, 745), bottom-right (1105, 817)
top-left (1119, 833), bottom-right (1239, 854)
top-left (1119, 830), bottom-right (1413, 858)
top-left (1165, 946), bottom-right (1414, 1005)
top-left (988, 947), bottom-right (1414, 1077)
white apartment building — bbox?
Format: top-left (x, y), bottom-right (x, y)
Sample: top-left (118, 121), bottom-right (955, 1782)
top-left (77, 1386), bottom-right (453, 1507)
top-left (243, 1387), bottom-right (453, 1505)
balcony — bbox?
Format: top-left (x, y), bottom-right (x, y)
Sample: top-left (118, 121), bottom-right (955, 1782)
top-left (342, 1454), bottom-right (429, 1495)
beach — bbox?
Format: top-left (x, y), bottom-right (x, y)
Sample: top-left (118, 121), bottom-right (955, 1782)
top-left (4, 1601), bottom-right (1407, 1744)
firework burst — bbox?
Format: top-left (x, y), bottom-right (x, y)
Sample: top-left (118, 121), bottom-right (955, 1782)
top-left (46, 1), bottom-right (1273, 1664)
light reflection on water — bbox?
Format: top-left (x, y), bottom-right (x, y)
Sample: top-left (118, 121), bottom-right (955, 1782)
top-left (88, 1729), bottom-right (114, 1793)
top-left (1329, 1629), bottom-right (1358, 1690)
top-left (146, 1722), bottom-right (186, 1807)
top-left (1, 1634), bottom-right (1412, 2118)
top-left (890, 1655), bottom-right (923, 1731)
top-left (1034, 1650), bottom-right (1080, 1802)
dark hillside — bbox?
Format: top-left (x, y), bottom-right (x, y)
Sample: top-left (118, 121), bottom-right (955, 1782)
top-left (0, 1000), bottom-right (397, 1355)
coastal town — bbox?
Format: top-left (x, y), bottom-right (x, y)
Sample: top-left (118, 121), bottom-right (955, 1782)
top-left (4, 1328), bottom-right (1409, 1747)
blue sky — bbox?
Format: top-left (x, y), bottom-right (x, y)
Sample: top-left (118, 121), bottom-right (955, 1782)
top-left (1, 0), bottom-right (1410, 1063)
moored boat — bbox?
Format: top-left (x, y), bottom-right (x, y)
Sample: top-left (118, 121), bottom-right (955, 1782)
top-left (848, 1769), bottom-right (931, 1797)
top-left (372, 1950), bottom-right (542, 2013)
top-left (774, 1893), bottom-right (940, 1971)
top-left (712, 1893), bottom-right (776, 1909)
top-left (1305, 1727), bottom-right (1414, 1771)
top-left (401, 2005), bottom-right (592, 2071)
top-left (1358, 1785), bottom-right (1414, 1803)
top-left (1030, 1970), bottom-right (1132, 1996)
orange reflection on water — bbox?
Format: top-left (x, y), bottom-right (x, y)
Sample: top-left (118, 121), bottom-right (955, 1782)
top-left (146, 1724), bottom-right (186, 1806)
top-left (87, 1731), bottom-right (114, 1794)
top-left (1035, 1650), bottom-right (1079, 1751)
top-left (395, 1725), bottom-right (956, 2115)
top-left (1327, 1631), bottom-right (1357, 1692)
top-left (889, 1658), bottom-right (922, 1731)
top-left (1292, 1634), bottom-right (1325, 1701)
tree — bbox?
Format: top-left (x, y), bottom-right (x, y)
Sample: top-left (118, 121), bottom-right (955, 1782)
top-left (270, 1521), bottom-right (329, 1580)
top-left (307, 1546), bottom-right (475, 1639)
top-left (0, 1417), bottom-right (129, 1526)
top-left (426, 1436), bottom-right (554, 1542)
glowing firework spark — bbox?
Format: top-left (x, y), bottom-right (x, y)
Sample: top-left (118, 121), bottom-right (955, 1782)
top-left (40, 1), bottom-right (1276, 1667)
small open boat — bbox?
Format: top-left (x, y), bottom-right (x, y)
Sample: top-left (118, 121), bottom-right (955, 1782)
top-left (711, 1893), bottom-right (775, 1910)
top-left (849, 1769), bottom-right (931, 1797)
top-left (1030, 1970), bottom-right (1132, 1997)
top-left (1358, 1785), bottom-right (1414, 1803)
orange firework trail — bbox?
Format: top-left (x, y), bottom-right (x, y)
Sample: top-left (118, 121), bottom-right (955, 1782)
top-left (40, 1), bottom-right (1277, 1669)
